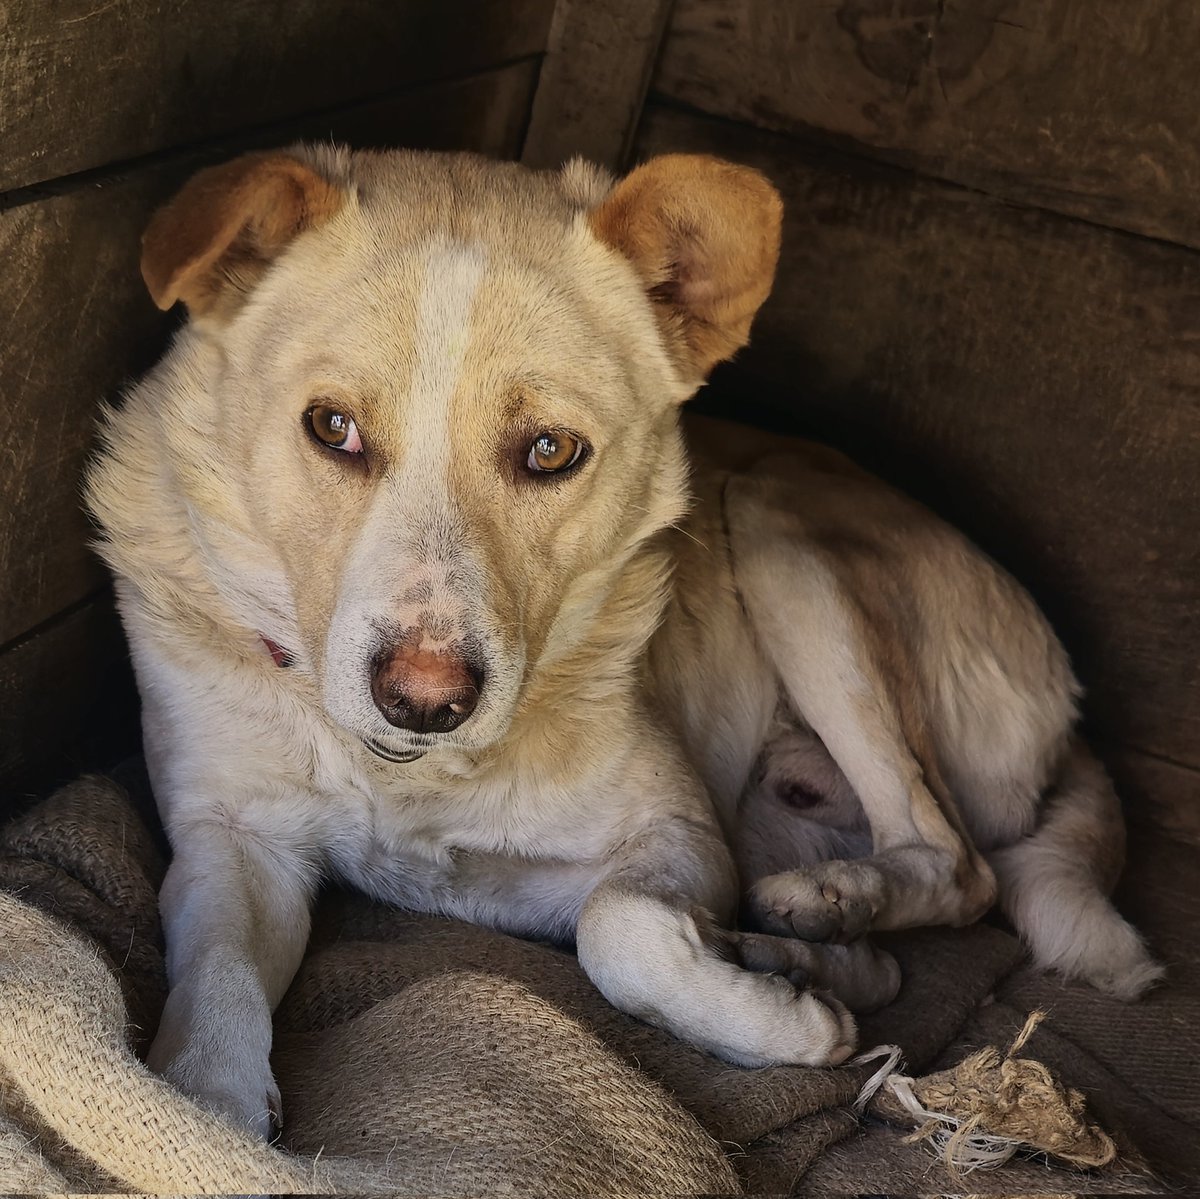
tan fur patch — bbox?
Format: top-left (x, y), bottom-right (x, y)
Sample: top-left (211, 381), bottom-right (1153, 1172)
top-left (141, 152), bottom-right (345, 316)
top-left (588, 154), bottom-right (782, 383)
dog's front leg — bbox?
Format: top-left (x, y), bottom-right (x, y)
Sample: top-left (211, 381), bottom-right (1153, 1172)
top-left (576, 813), bottom-right (857, 1067)
top-left (147, 818), bottom-right (317, 1138)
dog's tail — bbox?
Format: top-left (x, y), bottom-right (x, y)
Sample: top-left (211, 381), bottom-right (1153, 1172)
top-left (987, 739), bottom-right (1163, 1000)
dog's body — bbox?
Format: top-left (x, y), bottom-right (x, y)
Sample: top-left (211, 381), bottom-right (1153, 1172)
top-left (86, 146), bottom-right (1159, 1137)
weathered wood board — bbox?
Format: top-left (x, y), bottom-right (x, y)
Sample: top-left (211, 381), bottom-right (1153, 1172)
top-left (0, 596), bottom-right (137, 805)
top-left (637, 105), bottom-right (1200, 776)
top-left (653, 0), bottom-right (1200, 248)
top-left (522, 0), bottom-right (675, 171)
top-left (1110, 748), bottom-right (1200, 848)
top-left (0, 0), bottom-right (554, 193)
top-left (0, 62), bottom-right (539, 650)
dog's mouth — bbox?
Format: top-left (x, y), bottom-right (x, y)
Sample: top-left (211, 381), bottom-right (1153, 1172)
top-left (363, 737), bottom-right (427, 764)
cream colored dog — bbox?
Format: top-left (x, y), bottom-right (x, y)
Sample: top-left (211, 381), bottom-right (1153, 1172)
top-left (86, 145), bottom-right (1160, 1138)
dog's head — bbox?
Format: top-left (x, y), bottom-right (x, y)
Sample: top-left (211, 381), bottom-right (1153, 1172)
top-left (137, 146), bottom-right (780, 760)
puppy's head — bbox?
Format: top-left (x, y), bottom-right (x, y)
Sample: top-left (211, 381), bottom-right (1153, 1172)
top-left (140, 146), bottom-right (780, 760)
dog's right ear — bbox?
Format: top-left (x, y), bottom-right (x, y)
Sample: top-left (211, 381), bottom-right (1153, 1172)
top-left (141, 152), bottom-right (346, 318)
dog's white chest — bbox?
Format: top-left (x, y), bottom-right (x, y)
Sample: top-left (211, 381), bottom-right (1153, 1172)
top-left (322, 784), bottom-right (610, 939)
top-left (310, 741), bottom-right (626, 934)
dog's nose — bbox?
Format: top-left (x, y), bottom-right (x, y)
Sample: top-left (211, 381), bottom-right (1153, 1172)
top-left (370, 640), bottom-right (482, 734)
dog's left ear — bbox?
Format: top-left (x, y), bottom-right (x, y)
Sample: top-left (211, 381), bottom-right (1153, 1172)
top-left (589, 153), bottom-right (782, 387)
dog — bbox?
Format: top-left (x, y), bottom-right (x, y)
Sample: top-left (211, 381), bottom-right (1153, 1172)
top-left (85, 145), bottom-right (1161, 1137)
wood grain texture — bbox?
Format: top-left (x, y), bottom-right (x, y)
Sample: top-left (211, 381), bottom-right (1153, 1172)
top-left (0, 63), bottom-right (540, 648)
top-left (0, 596), bottom-right (138, 804)
top-left (637, 105), bottom-right (1200, 776)
top-left (1110, 748), bottom-right (1200, 848)
top-left (522, 0), bottom-right (675, 170)
top-left (0, 0), bottom-right (554, 193)
top-left (653, 0), bottom-right (1200, 247)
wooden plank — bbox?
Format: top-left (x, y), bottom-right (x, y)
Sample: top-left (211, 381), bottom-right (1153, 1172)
top-left (0, 0), bottom-right (554, 194)
top-left (1109, 747), bottom-right (1200, 848)
top-left (637, 105), bottom-right (1200, 774)
top-left (0, 597), bottom-right (138, 805)
top-left (0, 62), bottom-right (540, 648)
top-left (522, 0), bottom-right (675, 171)
top-left (652, 0), bottom-right (1200, 248)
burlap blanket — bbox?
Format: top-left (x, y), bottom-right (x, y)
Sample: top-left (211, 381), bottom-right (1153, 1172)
top-left (0, 771), bottom-right (1184, 1195)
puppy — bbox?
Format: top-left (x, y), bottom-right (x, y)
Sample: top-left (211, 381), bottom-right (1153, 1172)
top-left (86, 146), bottom-right (1160, 1137)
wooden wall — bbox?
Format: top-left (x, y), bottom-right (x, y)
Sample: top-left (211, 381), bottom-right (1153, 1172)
top-left (0, 0), bottom-right (555, 799)
top-left (636, 0), bottom-right (1200, 839)
top-left (3, 0), bottom-right (1196, 845)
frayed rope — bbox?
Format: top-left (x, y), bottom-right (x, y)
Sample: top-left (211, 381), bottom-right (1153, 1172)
top-left (850, 1011), bottom-right (1122, 1178)
top-left (850, 1042), bottom-right (904, 1113)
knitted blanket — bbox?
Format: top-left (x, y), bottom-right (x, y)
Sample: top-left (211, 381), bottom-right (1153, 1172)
top-left (0, 772), bottom-right (1172, 1195)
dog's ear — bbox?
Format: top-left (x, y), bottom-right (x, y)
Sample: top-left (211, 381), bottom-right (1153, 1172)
top-left (141, 152), bottom-right (346, 318)
top-left (589, 154), bottom-right (782, 386)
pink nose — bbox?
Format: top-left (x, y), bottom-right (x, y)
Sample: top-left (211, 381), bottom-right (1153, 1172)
top-left (370, 637), bottom-right (481, 734)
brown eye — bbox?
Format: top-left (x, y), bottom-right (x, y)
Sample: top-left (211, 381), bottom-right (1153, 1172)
top-left (527, 430), bottom-right (584, 474)
top-left (306, 404), bottom-right (363, 454)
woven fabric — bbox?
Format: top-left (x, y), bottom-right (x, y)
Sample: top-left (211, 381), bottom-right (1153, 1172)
top-left (799, 828), bottom-right (1200, 1196)
top-left (0, 882), bottom-right (737, 1195)
top-left (0, 773), bottom-right (1034, 1195)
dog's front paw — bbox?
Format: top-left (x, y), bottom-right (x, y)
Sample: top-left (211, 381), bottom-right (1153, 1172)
top-left (751, 860), bottom-right (886, 942)
top-left (147, 995), bottom-right (282, 1140)
top-left (150, 1039), bottom-right (282, 1140)
top-left (580, 896), bottom-right (859, 1068)
top-left (726, 972), bottom-right (858, 1067)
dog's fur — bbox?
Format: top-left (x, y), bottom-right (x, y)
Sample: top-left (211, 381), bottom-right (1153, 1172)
top-left (86, 146), bottom-right (1161, 1137)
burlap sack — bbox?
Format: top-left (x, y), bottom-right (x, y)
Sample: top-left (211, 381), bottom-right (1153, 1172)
top-left (0, 773), bottom-right (1057, 1195)
top-left (2, 883), bottom-right (747, 1194)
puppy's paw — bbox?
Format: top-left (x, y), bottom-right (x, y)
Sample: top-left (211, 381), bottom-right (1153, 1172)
top-left (729, 930), bottom-right (901, 1012)
top-left (751, 860), bottom-right (886, 942)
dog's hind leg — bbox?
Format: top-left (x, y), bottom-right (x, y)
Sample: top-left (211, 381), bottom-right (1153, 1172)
top-left (726, 477), bottom-right (996, 940)
top-left (987, 740), bottom-right (1163, 999)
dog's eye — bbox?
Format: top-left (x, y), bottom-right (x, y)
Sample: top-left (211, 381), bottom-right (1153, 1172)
top-left (306, 404), bottom-right (363, 454)
top-left (527, 430), bottom-right (584, 474)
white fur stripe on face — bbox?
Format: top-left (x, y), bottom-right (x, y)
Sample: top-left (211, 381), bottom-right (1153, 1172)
top-left (323, 240), bottom-right (491, 737)
top-left (402, 239), bottom-right (488, 486)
